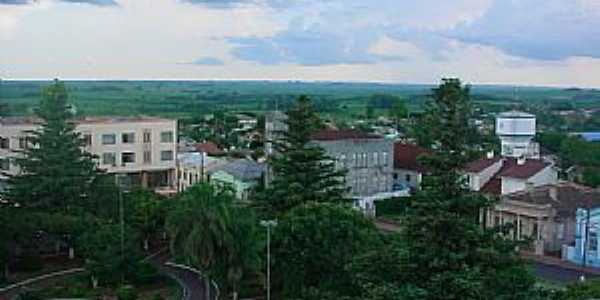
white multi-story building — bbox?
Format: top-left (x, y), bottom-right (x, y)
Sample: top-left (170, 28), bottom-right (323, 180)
top-left (0, 116), bottom-right (178, 193)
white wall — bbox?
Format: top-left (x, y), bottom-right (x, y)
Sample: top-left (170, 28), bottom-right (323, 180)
top-left (467, 159), bottom-right (504, 191)
top-left (501, 165), bottom-right (558, 195)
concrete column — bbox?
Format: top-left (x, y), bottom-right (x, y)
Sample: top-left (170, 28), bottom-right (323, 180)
top-left (537, 218), bottom-right (542, 241)
top-left (141, 171), bottom-right (149, 188)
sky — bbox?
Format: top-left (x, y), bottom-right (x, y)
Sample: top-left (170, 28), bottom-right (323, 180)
top-left (0, 0), bottom-right (599, 87)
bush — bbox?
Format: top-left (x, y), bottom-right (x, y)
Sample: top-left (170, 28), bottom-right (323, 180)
top-left (117, 285), bottom-right (138, 300)
top-left (132, 262), bottom-right (160, 285)
top-left (375, 197), bottom-right (409, 217)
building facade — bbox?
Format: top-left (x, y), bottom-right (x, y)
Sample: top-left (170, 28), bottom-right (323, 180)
top-left (311, 130), bottom-right (394, 198)
top-left (0, 116), bottom-right (178, 193)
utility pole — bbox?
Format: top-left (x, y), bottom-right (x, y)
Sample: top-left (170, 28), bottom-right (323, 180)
top-left (260, 220), bottom-right (277, 300)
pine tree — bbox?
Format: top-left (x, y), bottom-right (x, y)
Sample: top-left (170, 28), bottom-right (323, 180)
top-left (259, 95), bottom-right (348, 216)
top-left (401, 79), bottom-right (537, 299)
top-left (3, 80), bottom-right (100, 213)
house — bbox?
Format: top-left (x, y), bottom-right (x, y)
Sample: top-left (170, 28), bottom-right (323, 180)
top-left (484, 182), bottom-right (600, 256)
top-left (0, 116), bottom-right (178, 193)
top-left (392, 143), bottom-right (429, 191)
top-left (177, 152), bottom-right (226, 192)
top-left (208, 159), bottom-right (265, 201)
top-left (567, 197), bottom-right (600, 267)
top-left (465, 156), bottom-right (558, 196)
top-left (236, 114), bottom-right (258, 130)
top-left (195, 141), bottom-right (224, 156)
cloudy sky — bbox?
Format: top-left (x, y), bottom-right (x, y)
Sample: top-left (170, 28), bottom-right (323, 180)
top-left (1, 0), bottom-right (599, 87)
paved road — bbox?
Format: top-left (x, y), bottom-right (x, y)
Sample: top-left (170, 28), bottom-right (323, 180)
top-left (149, 252), bottom-right (215, 300)
top-left (533, 261), bottom-right (593, 283)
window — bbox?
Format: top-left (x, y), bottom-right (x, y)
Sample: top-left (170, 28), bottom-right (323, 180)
top-left (102, 152), bottom-right (116, 166)
top-left (557, 223), bottom-right (565, 240)
top-left (340, 154), bottom-right (347, 168)
top-left (82, 134), bottom-right (92, 147)
top-left (143, 151), bottom-right (152, 164)
top-left (352, 153), bottom-right (357, 167)
top-left (361, 153), bottom-right (367, 167)
top-left (405, 174), bottom-right (411, 182)
top-left (160, 131), bottom-right (174, 143)
top-left (373, 152), bottom-right (379, 166)
top-left (18, 137), bottom-right (29, 149)
top-left (590, 231), bottom-right (598, 252)
top-left (0, 158), bottom-right (9, 170)
top-left (122, 132), bottom-right (135, 144)
top-left (102, 134), bottom-right (116, 145)
top-left (161, 150), bottom-right (173, 161)
top-left (122, 152), bottom-right (135, 164)
top-left (382, 152), bottom-right (389, 166)
top-left (143, 130), bottom-right (151, 143)
top-left (0, 137), bottom-right (9, 149)
top-left (393, 173), bottom-right (398, 180)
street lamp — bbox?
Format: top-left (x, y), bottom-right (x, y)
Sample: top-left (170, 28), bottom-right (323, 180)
top-left (260, 219), bottom-right (277, 300)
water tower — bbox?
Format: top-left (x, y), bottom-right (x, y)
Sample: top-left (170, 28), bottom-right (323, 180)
top-left (496, 111), bottom-right (539, 158)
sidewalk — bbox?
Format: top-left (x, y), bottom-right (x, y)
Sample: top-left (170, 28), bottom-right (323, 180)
top-left (522, 251), bottom-right (600, 276)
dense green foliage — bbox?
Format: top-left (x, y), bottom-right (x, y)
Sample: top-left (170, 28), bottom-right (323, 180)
top-left (166, 183), bottom-right (262, 299)
top-left (538, 132), bottom-right (600, 186)
top-left (272, 202), bottom-right (381, 298)
top-left (258, 96), bottom-right (348, 216)
top-left (401, 79), bottom-right (537, 299)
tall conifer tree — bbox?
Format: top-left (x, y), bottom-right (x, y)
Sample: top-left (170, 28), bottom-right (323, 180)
top-left (259, 96), bottom-right (348, 216)
top-left (3, 80), bottom-right (100, 212)
top-left (401, 79), bottom-right (537, 299)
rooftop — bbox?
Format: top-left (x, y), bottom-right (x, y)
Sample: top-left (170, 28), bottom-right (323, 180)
top-left (497, 158), bottom-right (551, 179)
top-left (195, 142), bottom-right (225, 156)
top-left (210, 159), bottom-right (265, 181)
top-left (465, 156), bottom-right (503, 173)
top-left (311, 129), bottom-right (382, 141)
top-left (503, 182), bottom-right (600, 218)
top-left (497, 111), bottom-right (535, 119)
top-left (393, 143), bottom-right (429, 172)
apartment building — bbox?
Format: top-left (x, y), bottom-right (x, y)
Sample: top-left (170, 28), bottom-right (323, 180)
top-left (0, 116), bottom-right (177, 193)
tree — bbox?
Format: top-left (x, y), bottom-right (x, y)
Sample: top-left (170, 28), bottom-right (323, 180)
top-left (166, 183), bottom-right (233, 300)
top-left (389, 97), bottom-right (408, 131)
top-left (271, 202), bottom-right (381, 298)
top-left (400, 79), bottom-right (536, 299)
top-left (126, 188), bottom-right (163, 251)
top-left (259, 96), bottom-right (348, 216)
top-left (78, 223), bottom-right (140, 288)
top-left (3, 80), bottom-right (100, 213)
top-left (223, 208), bottom-right (262, 300)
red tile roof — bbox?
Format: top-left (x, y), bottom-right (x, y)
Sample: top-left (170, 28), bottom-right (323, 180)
top-left (311, 129), bottom-right (382, 141)
top-left (393, 143), bottom-right (430, 172)
top-left (481, 177), bottom-right (502, 195)
top-left (465, 156), bottom-right (503, 173)
top-left (195, 142), bottom-right (224, 156)
top-left (498, 158), bottom-right (551, 179)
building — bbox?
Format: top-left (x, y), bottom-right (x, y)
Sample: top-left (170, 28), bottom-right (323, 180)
top-left (465, 155), bottom-right (557, 196)
top-left (236, 114), bottom-right (258, 130)
top-left (392, 142), bottom-right (429, 191)
top-left (484, 182), bottom-right (600, 256)
top-left (495, 111), bottom-right (540, 159)
top-left (194, 141), bottom-right (225, 156)
top-left (311, 129), bottom-right (394, 198)
top-left (208, 158), bottom-right (265, 201)
top-left (567, 202), bottom-right (600, 267)
top-left (176, 152), bottom-right (226, 192)
top-left (0, 116), bottom-right (178, 193)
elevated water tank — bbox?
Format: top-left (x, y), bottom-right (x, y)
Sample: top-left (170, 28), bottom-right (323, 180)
top-left (496, 111), bottom-right (537, 158)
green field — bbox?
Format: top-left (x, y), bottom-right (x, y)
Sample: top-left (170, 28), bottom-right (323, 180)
top-left (1, 80), bottom-right (599, 122)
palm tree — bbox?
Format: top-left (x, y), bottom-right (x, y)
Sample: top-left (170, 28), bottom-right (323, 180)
top-left (225, 208), bottom-right (263, 300)
top-left (166, 183), bottom-right (233, 300)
